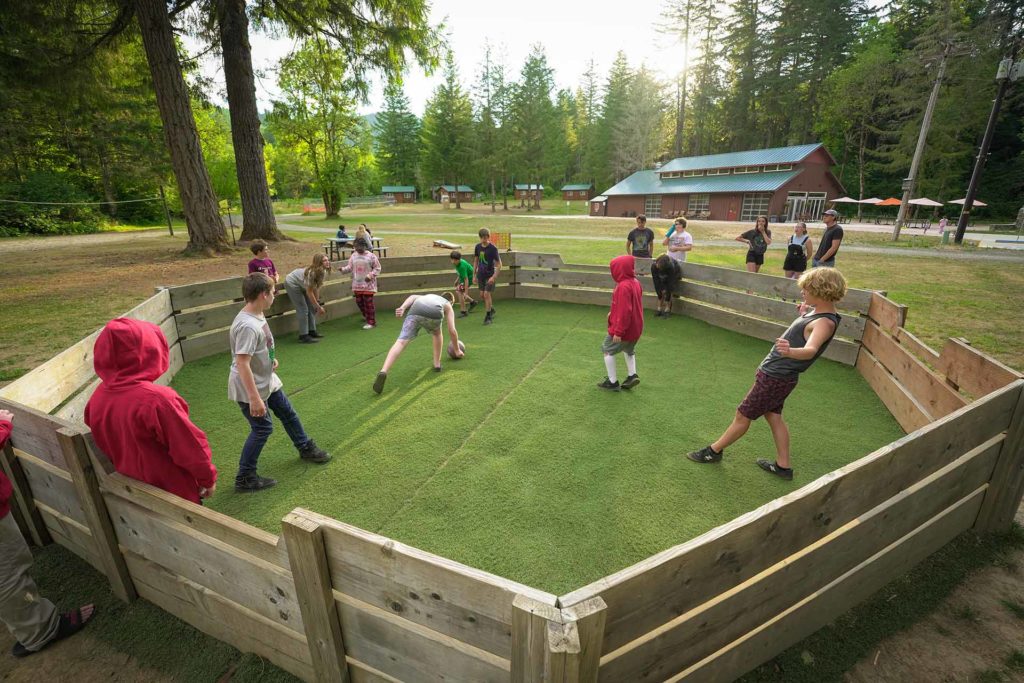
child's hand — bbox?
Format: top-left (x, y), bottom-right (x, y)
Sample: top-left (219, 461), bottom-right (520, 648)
top-left (272, 358), bottom-right (279, 371)
top-left (0, 409), bottom-right (13, 423)
top-left (775, 338), bottom-right (791, 356)
top-left (612, 334), bottom-right (622, 343)
top-left (797, 302), bottom-right (810, 315)
top-left (249, 397), bottom-right (267, 417)
top-left (199, 482), bottom-right (216, 499)
top-left (395, 307), bottom-right (405, 318)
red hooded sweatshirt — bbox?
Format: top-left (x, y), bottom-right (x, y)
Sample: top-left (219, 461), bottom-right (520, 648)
top-left (85, 318), bottom-right (216, 504)
top-left (1, 420), bottom-right (12, 519)
top-left (607, 255), bottom-right (644, 342)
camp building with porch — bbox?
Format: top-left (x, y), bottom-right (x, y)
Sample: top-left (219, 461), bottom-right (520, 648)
top-left (591, 143), bottom-right (844, 222)
top-left (430, 185), bottom-right (475, 203)
top-left (561, 183), bottom-right (594, 200)
top-left (381, 185), bottom-right (417, 203)
top-left (514, 184), bottom-right (544, 200)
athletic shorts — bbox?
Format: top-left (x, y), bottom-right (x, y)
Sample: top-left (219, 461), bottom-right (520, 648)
top-left (737, 370), bottom-right (798, 419)
top-left (602, 334), bottom-right (637, 356)
top-left (478, 278), bottom-right (495, 292)
top-left (398, 314), bottom-right (442, 341)
top-left (746, 250), bottom-right (765, 266)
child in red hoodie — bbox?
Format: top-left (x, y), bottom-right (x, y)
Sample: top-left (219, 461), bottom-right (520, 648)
top-left (85, 318), bottom-right (218, 504)
top-left (598, 254), bottom-right (645, 391)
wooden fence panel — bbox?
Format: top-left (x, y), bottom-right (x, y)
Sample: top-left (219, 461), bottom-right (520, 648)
top-left (1, 444), bottom-right (50, 546)
top-left (676, 486), bottom-right (986, 683)
top-left (0, 398), bottom-right (76, 468)
top-left (309, 509), bottom-right (558, 660)
top-left (559, 381), bottom-right (1020, 655)
top-left (895, 327), bottom-right (941, 365)
top-left (105, 495), bottom-right (305, 634)
top-left (861, 322), bottom-right (967, 419)
top-left (681, 262), bottom-right (873, 312)
top-left (974, 387), bottom-right (1024, 532)
top-left (856, 348), bottom-right (932, 432)
top-left (599, 433), bottom-right (1004, 681)
top-left (17, 449), bottom-right (86, 525)
top-left (937, 338), bottom-right (1023, 398)
top-left (35, 501), bottom-right (100, 569)
top-left (867, 292), bottom-right (907, 334)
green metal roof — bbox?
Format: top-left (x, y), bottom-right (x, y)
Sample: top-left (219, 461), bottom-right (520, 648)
top-left (514, 184), bottom-right (545, 190)
top-left (658, 143), bottom-right (824, 173)
top-left (561, 184), bottom-right (593, 191)
top-left (432, 185), bottom-right (474, 192)
top-left (381, 185), bottom-right (416, 193)
top-left (602, 170), bottom-right (800, 196)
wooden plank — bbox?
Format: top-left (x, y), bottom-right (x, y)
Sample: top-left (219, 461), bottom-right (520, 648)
top-left (168, 276), bottom-right (247, 311)
top-left (17, 448), bottom-right (86, 525)
top-left (673, 486), bottom-right (986, 683)
top-left (337, 593), bottom-right (509, 683)
top-left (0, 398), bottom-right (76, 468)
top-left (124, 287), bottom-right (174, 324)
top-left (563, 597), bottom-right (607, 683)
top-left (105, 494), bottom-right (304, 633)
top-left (122, 550), bottom-right (314, 682)
top-left (156, 342), bottom-right (184, 387)
top-left (55, 378), bottom-right (101, 425)
top-left (505, 252), bottom-right (566, 269)
top-left (600, 433), bottom-right (1004, 682)
top-left (681, 262), bottom-right (874, 313)
top-left (856, 348), bottom-right (932, 432)
top-left (547, 620), bottom-right (581, 683)
top-left (512, 594), bottom-right (563, 683)
top-left (937, 337), bottom-right (1023, 398)
top-left (1, 444), bottom-right (50, 546)
top-left (36, 501), bottom-right (99, 570)
top-left (895, 327), bottom-right (941, 365)
top-left (559, 381), bottom-right (1019, 654)
top-left (60, 428), bottom-right (137, 603)
top-left (346, 660), bottom-right (403, 683)
top-left (867, 291), bottom-right (907, 334)
top-left (515, 269), bottom-right (614, 289)
top-left (307, 508), bottom-right (558, 660)
top-left (516, 285), bottom-right (610, 308)
top-left (862, 322), bottom-right (967, 419)
top-left (281, 512), bottom-right (351, 683)
top-left (974, 382), bottom-right (1024, 532)
top-left (100, 472), bottom-right (287, 568)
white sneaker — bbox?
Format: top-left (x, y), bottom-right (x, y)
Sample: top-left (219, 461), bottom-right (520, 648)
top-left (362, 323), bottom-right (375, 329)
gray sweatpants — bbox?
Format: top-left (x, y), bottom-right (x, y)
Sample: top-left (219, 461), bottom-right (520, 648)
top-left (0, 513), bottom-right (59, 651)
top-left (284, 280), bottom-right (317, 336)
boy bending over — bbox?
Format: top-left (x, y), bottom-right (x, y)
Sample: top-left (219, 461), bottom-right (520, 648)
top-left (373, 294), bottom-right (464, 394)
top-left (687, 267), bottom-right (847, 480)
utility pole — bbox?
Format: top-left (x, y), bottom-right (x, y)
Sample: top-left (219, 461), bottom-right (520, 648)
top-left (954, 40), bottom-right (1022, 244)
top-left (892, 43), bottom-right (952, 241)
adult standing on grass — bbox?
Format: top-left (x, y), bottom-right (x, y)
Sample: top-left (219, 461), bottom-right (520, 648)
top-left (813, 209), bottom-right (844, 267)
top-left (475, 228), bottom-right (501, 326)
top-left (229, 273), bottom-right (330, 493)
top-left (372, 293), bottom-right (464, 394)
top-left (783, 222), bottom-right (813, 279)
top-left (285, 253), bottom-right (331, 343)
top-left (1, 410), bottom-right (96, 658)
top-left (663, 216), bottom-right (694, 263)
top-left (736, 215), bottom-right (772, 273)
top-left (626, 214), bottom-right (655, 258)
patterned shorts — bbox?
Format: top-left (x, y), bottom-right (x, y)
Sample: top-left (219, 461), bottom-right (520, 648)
top-left (737, 370), bottom-right (799, 419)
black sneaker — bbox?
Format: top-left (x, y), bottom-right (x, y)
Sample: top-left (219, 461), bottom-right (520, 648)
top-left (469, 300), bottom-right (478, 312)
top-left (299, 440), bottom-right (330, 463)
top-left (373, 371), bottom-right (387, 394)
top-left (757, 458), bottom-right (793, 480)
top-left (459, 311), bottom-right (468, 318)
top-left (484, 313), bottom-right (493, 326)
top-left (687, 446), bottom-right (722, 464)
top-left (655, 310), bottom-right (665, 318)
top-left (235, 474), bottom-right (278, 492)
top-left (597, 378), bottom-right (620, 391)
top-left (298, 334), bottom-right (319, 344)
top-left (308, 330), bottom-right (324, 339)
top-left (621, 374), bottom-right (640, 389)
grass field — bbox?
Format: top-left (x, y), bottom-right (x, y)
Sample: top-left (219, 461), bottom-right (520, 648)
top-left (174, 299), bottom-right (903, 594)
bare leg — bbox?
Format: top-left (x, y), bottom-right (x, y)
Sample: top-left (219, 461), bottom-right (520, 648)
top-left (380, 339), bottom-right (409, 374)
top-left (431, 330), bottom-right (443, 368)
top-left (745, 262), bottom-right (758, 273)
top-left (711, 411), bottom-right (752, 452)
top-left (763, 411), bottom-right (791, 468)
top-left (483, 290), bottom-right (493, 311)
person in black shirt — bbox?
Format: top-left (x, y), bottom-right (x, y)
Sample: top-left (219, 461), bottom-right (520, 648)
top-left (736, 215), bottom-right (772, 273)
top-left (474, 228), bottom-right (502, 325)
top-left (626, 215), bottom-right (655, 258)
top-left (813, 209), bottom-right (844, 267)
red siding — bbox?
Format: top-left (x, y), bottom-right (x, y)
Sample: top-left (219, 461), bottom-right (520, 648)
top-left (606, 196), bottom-right (645, 217)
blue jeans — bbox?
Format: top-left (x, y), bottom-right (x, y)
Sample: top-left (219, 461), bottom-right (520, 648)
top-left (237, 389), bottom-right (310, 478)
top-left (812, 258), bottom-right (835, 268)
top-left (285, 280), bottom-right (317, 336)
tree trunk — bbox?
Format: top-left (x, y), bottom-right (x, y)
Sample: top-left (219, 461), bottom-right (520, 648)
top-left (134, 0), bottom-right (228, 253)
top-left (97, 143), bottom-right (117, 218)
top-left (217, 0), bottom-right (283, 242)
top-left (501, 175), bottom-right (508, 210)
top-left (533, 178), bottom-right (540, 210)
top-left (455, 178), bottom-right (462, 209)
top-left (490, 177), bottom-right (496, 212)
top-left (857, 125), bottom-right (866, 223)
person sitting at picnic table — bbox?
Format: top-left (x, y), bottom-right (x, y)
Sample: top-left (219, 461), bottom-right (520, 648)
top-left (336, 225), bottom-right (349, 241)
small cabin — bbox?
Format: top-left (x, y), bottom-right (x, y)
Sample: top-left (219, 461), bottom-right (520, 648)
top-left (381, 185), bottom-right (417, 203)
top-left (561, 183), bottom-right (594, 201)
top-left (514, 184), bottom-right (544, 200)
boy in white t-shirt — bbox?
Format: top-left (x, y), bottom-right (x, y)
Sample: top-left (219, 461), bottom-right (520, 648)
top-left (663, 217), bottom-right (694, 262)
top-left (228, 273), bottom-right (330, 492)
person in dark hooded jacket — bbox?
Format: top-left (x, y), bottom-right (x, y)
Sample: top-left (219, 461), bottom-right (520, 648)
top-left (650, 254), bottom-right (682, 317)
top-left (85, 318), bottom-right (217, 504)
top-left (598, 255), bottom-right (644, 391)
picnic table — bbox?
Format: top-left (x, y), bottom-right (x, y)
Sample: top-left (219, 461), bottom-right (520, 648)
top-left (323, 236), bottom-right (388, 260)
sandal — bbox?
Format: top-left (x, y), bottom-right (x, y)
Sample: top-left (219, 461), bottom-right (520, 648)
top-left (11, 605), bottom-right (96, 658)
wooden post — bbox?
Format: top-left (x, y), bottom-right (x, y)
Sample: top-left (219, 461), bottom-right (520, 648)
top-left (281, 511), bottom-right (350, 683)
top-left (512, 594), bottom-right (563, 682)
top-left (546, 620), bottom-right (580, 682)
top-left (58, 428), bottom-right (137, 603)
top-left (975, 383), bottom-right (1024, 532)
top-left (0, 442), bottom-right (51, 546)
top-left (562, 597), bottom-right (607, 683)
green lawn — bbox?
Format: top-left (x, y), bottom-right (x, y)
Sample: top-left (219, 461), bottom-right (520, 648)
top-left (173, 300), bottom-right (903, 594)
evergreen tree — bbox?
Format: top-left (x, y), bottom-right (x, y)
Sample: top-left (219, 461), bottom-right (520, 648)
top-left (611, 67), bottom-right (668, 178)
top-left (509, 44), bottom-right (559, 208)
top-left (420, 52), bottom-right (475, 209)
top-left (594, 52), bottom-right (632, 186)
top-left (373, 81), bottom-right (421, 187)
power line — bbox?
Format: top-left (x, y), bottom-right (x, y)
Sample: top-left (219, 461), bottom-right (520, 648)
top-left (0, 196), bottom-right (161, 206)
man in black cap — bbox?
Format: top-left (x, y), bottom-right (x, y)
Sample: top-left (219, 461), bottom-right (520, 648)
top-left (813, 209), bottom-right (844, 267)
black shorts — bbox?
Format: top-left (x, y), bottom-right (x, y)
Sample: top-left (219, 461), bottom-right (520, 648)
top-left (746, 251), bottom-right (765, 266)
top-left (478, 278), bottom-right (495, 292)
top-left (782, 255), bottom-right (807, 273)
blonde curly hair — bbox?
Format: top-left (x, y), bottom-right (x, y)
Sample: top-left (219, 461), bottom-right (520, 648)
top-left (798, 267), bottom-right (847, 303)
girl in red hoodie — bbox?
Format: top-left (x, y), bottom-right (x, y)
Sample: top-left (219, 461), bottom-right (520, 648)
top-left (598, 255), bottom-right (645, 391)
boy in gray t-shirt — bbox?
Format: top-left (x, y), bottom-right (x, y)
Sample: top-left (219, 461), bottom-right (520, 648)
top-left (372, 293), bottom-right (464, 394)
top-left (229, 273), bottom-right (330, 492)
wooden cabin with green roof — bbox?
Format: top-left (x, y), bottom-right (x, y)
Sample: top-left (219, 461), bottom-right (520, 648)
top-left (561, 183), bottom-right (594, 200)
top-left (514, 183), bottom-right (544, 201)
top-left (430, 185), bottom-right (475, 203)
top-left (593, 143), bottom-right (844, 222)
top-left (381, 185), bottom-right (417, 203)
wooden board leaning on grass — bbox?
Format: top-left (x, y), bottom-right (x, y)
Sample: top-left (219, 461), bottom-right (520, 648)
top-left (558, 380), bottom-right (1022, 656)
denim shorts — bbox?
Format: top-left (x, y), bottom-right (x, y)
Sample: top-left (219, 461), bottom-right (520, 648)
top-left (399, 314), bottom-right (442, 340)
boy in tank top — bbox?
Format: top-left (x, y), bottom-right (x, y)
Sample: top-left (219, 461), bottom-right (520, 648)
top-left (686, 267), bottom-right (848, 480)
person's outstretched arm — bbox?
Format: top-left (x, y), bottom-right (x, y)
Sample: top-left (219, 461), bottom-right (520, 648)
top-left (396, 295), bottom-right (419, 317)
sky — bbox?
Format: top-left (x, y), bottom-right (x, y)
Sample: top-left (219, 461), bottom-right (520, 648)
top-left (185, 0), bottom-right (692, 118)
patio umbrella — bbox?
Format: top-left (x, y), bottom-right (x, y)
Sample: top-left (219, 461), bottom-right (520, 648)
top-left (830, 196), bottom-right (860, 203)
top-left (860, 197), bottom-right (882, 204)
top-left (949, 198), bottom-right (987, 207)
top-left (908, 197), bottom-right (943, 207)
top-left (875, 197), bottom-right (903, 206)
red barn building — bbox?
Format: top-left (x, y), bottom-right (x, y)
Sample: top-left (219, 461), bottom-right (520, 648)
top-left (561, 183), bottom-right (594, 200)
top-left (382, 185), bottom-right (417, 203)
top-left (596, 143), bottom-right (844, 222)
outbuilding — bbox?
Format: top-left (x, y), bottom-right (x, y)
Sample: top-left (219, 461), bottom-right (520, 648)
top-left (513, 184), bottom-right (544, 201)
top-left (381, 185), bottom-right (417, 203)
top-left (561, 183), bottom-right (594, 201)
top-left (431, 185), bottom-right (475, 203)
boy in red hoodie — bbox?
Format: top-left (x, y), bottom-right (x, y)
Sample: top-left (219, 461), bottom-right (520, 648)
top-left (85, 318), bottom-right (218, 504)
top-left (1, 410), bottom-right (95, 657)
top-left (598, 255), bottom-right (645, 391)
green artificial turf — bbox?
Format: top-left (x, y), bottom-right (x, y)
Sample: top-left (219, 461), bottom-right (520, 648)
top-left (173, 300), bottom-right (903, 595)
